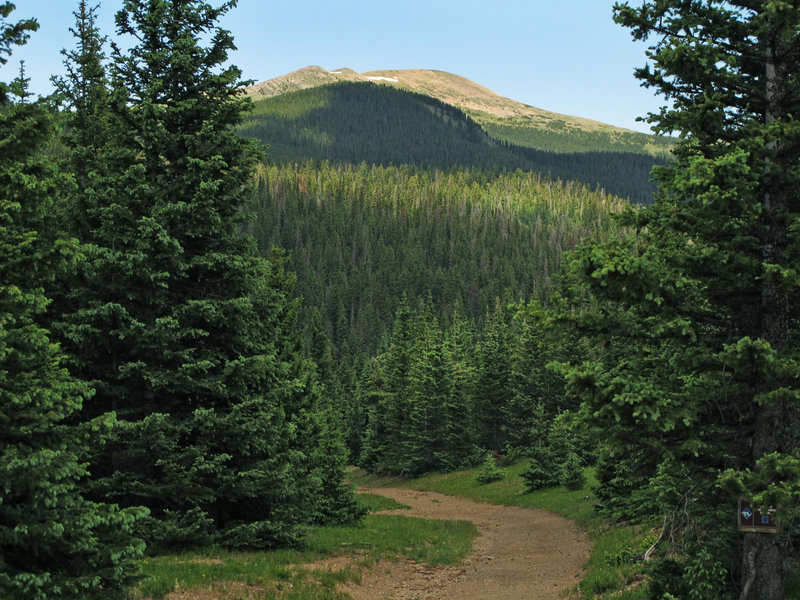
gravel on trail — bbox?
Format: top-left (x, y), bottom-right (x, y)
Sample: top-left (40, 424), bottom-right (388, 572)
top-left (338, 486), bottom-right (591, 600)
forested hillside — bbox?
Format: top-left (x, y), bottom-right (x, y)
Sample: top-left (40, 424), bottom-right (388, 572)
top-left (245, 162), bottom-right (630, 465)
top-left (240, 83), bottom-right (664, 205)
top-left (247, 162), bottom-right (629, 355)
top-left (478, 113), bottom-right (672, 156)
top-left (10, 0), bottom-right (799, 598)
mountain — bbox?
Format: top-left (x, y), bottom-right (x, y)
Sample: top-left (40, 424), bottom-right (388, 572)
top-left (246, 66), bottom-right (672, 156)
top-left (240, 81), bottom-right (663, 204)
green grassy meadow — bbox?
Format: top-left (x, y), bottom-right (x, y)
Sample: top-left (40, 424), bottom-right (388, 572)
top-left (134, 494), bottom-right (474, 599)
top-left (135, 462), bottom-right (656, 600)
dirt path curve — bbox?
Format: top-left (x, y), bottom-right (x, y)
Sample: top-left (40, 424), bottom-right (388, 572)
top-left (339, 486), bottom-right (591, 600)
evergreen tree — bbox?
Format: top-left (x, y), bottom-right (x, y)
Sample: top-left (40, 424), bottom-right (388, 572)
top-left (51, 0), bottom-right (112, 240)
top-left (360, 299), bottom-right (481, 475)
top-left (562, 2), bottom-right (800, 598)
top-left (364, 295), bottom-right (416, 474)
top-left (472, 300), bottom-right (513, 452)
top-left (504, 311), bottom-right (543, 450)
top-left (357, 354), bottom-right (389, 471)
top-left (263, 250), bottom-right (363, 526)
top-left (441, 309), bottom-right (479, 468)
top-left (0, 5), bottom-right (144, 597)
top-left (404, 311), bottom-right (451, 475)
top-left (55, 0), bottom-right (355, 549)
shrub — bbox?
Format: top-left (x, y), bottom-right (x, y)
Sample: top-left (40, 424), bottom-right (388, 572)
top-left (496, 447), bottom-right (524, 467)
top-left (475, 456), bottom-right (506, 484)
top-left (521, 460), bottom-right (560, 491)
top-left (560, 452), bottom-right (587, 491)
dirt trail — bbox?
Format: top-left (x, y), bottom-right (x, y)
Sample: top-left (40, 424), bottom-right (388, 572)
top-left (338, 486), bottom-right (591, 600)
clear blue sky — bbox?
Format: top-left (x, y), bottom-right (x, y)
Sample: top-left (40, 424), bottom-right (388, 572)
top-left (10, 0), bottom-right (664, 133)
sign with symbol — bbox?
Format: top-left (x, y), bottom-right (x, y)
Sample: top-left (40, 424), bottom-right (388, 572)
top-left (738, 499), bottom-right (780, 534)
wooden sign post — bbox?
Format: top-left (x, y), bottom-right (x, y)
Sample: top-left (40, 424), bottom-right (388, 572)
top-left (738, 499), bottom-right (780, 534)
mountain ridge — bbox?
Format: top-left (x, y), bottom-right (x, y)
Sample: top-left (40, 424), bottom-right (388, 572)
top-left (240, 81), bottom-right (663, 204)
top-left (246, 65), bottom-right (621, 130)
top-left (245, 66), bottom-right (671, 157)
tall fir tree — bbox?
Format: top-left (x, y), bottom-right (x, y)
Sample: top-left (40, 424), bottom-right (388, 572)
top-left (56, 0), bottom-right (357, 549)
top-left (504, 310), bottom-right (545, 450)
top-left (362, 295), bottom-right (417, 474)
top-left (0, 4), bottom-right (145, 598)
top-left (51, 0), bottom-right (112, 241)
top-left (562, 2), bottom-right (800, 598)
top-left (262, 249), bottom-right (363, 526)
top-left (403, 310), bottom-right (452, 475)
top-left (441, 309), bottom-right (479, 469)
top-left (472, 300), bottom-right (513, 452)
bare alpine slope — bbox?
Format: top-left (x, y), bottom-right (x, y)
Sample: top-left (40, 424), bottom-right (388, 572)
top-left (246, 65), bottom-right (620, 132)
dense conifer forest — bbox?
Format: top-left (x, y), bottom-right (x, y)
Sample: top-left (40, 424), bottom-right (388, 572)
top-left (3, 0), bottom-right (799, 599)
top-left (246, 162), bottom-right (628, 354)
top-left (240, 83), bottom-right (665, 205)
top-left (245, 163), bottom-right (626, 467)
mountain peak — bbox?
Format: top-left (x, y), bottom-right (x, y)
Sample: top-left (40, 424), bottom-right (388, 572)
top-left (246, 66), bottom-right (671, 157)
top-left (246, 66), bottom-right (630, 133)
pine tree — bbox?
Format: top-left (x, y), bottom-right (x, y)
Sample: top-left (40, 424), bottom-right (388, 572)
top-left (55, 0), bottom-right (353, 549)
top-left (404, 311), bottom-right (451, 475)
top-left (472, 300), bottom-right (512, 452)
top-left (563, 3), bottom-right (800, 598)
top-left (0, 5), bottom-right (145, 597)
top-left (364, 295), bottom-right (416, 474)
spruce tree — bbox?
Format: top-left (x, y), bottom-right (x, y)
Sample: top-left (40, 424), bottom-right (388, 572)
top-left (404, 312), bottom-right (451, 475)
top-left (441, 309), bottom-right (479, 469)
top-left (472, 300), bottom-right (512, 452)
top-left (563, 2), bottom-right (800, 598)
top-left (504, 312), bottom-right (543, 450)
top-left (0, 5), bottom-right (145, 597)
top-left (262, 250), bottom-right (363, 526)
top-left (363, 295), bottom-right (416, 474)
top-left (55, 0), bottom-right (355, 549)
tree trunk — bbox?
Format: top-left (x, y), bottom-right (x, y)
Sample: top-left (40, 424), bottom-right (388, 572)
top-left (739, 38), bottom-right (787, 600)
top-left (740, 533), bottom-right (783, 600)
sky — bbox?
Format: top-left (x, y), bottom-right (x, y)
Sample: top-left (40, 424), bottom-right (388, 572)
top-left (10, 0), bottom-right (665, 133)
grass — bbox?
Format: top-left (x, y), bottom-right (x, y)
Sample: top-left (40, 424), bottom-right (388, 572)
top-left (134, 493), bottom-right (475, 600)
top-left (135, 463), bottom-right (654, 599)
top-left (355, 492), bottom-right (409, 512)
top-left (136, 550), bottom-right (357, 599)
top-left (310, 514), bottom-right (475, 566)
top-left (352, 461), bottom-right (653, 600)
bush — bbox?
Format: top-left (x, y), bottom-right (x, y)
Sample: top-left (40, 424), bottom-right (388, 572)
top-left (475, 456), bottom-right (506, 484)
top-left (496, 447), bottom-right (524, 467)
top-left (560, 452), bottom-right (586, 491)
top-left (521, 460), bottom-right (560, 491)
top-left (646, 558), bottom-right (691, 600)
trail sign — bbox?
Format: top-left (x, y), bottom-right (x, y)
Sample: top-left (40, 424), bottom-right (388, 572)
top-left (738, 499), bottom-right (780, 534)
